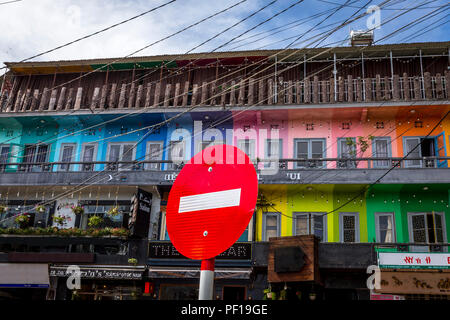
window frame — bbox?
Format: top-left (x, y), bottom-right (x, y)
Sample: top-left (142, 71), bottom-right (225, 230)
top-left (292, 212), bottom-right (327, 242)
top-left (262, 212), bottom-right (281, 241)
top-left (407, 212), bottom-right (447, 252)
top-left (337, 137), bottom-right (357, 168)
top-left (81, 142), bottom-right (98, 171)
top-left (372, 137), bottom-right (392, 168)
top-left (145, 141), bottom-right (164, 171)
top-left (293, 138), bottom-right (326, 169)
top-left (339, 212), bottom-right (360, 243)
top-left (106, 142), bottom-right (137, 171)
top-left (374, 212), bottom-right (396, 243)
top-left (237, 139), bottom-right (256, 163)
top-left (59, 143), bottom-right (77, 171)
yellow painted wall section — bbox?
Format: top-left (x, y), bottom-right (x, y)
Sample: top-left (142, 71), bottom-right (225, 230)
top-left (256, 185), bottom-right (287, 241)
top-left (287, 185), bottom-right (335, 239)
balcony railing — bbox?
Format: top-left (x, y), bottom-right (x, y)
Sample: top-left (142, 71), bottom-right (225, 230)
top-left (1, 72), bottom-right (448, 113)
top-left (0, 156), bottom-right (448, 173)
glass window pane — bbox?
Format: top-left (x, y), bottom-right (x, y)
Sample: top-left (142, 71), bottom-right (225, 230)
top-left (311, 141), bottom-right (323, 157)
top-left (312, 215), bottom-right (324, 240)
top-left (266, 216), bottom-right (277, 228)
top-left (295, 215), bottom-right (308, 235)
top-left (109, 145), bottom-right (121, 162)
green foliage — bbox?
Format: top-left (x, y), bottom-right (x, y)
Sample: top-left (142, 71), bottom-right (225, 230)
top-left (71, 205), bottom-right (84, 215)
top-left (0, 226), bottom-right (130, 238)
top-left (88, 215), bottom-right (103, 228)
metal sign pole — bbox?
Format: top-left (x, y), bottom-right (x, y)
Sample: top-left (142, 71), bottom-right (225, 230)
top-left (199, 258), bottom-right (215, 300)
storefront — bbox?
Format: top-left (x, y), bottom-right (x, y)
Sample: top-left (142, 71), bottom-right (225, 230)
top-left (374, 251), bottom-right (450, 300)
top-left (147, 241), bottom-right (254, 300)
top-left (0, 263), bottom-right (50, 300)
top-left (49, 265), bottom-right (146, 300)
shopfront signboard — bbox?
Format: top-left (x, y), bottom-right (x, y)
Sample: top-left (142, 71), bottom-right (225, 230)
top-left (378, 252), bottom-right (450, 269)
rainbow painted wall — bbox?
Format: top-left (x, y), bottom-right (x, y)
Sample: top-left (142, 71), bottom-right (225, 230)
top-left (0, 103), bottom-right (449, 244)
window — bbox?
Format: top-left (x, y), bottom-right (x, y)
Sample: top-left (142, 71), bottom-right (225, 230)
top-left (265, 139), bottom-right (283, 169)
top-left (375, 212), bottom-right (396, 243)
top-left (293, 212), bottom-right (327, 241)
top-left (79, 203), bottom-right (130, 230)
top-left (262, 213), bottom-right (280, 241)
top-left (294, 139), bottom-right (326, 168)
top-left (107, 143), bottom-right (136, 171)
top-left (195, 139), bottom-right (223, 154)
top-left (404, 137), bottom-right (421, 168)
top-left (338, 138), bottom-right (356, 168)
top-left (237, 139), bottom-right (256, 163)
top-left (408, 212), bottom-right (447, 252)
top-left (339, 212), bottom-right (360, 243)
top-left (168, 140), bottom-right (185, 170)
top-left (21, 144), bottom-right (50, 172)
top-left (372, 138), bottom-right (391, 168)
top-left (0, 145), bottom-right (10, 172)
top-left (81, 143), bottom-right (98, 171)
top-left (59, 144), bottom-right (76, 171)
top-left (146, 142), bottom-right (163, 170)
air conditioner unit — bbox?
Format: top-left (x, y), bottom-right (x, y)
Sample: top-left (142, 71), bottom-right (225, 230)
top-left (350, 30), bottom-right (374, 46)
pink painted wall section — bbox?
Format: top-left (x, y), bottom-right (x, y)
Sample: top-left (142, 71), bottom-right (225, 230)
top-left (230, 105), bottom-right (450, 168)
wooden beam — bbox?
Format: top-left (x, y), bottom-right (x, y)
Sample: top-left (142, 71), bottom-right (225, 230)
top-left (74, 87), bottom-right (83, 110)
top-left (173, 82), bottom-right (180, 108)
top-left (182, 81), bottom-right (190, 107)
top-left (99, 84), bottom-right (108, 109)
top-left (109, 83), bottom-right (117, 108)
top-left (347, 75), bottom-right (353, 103)
top-left (48, 89), bottom-right (58, 111)
top-left (164, 83), bottom-right (172, 107)
top-left (144, 82), bottom-right (152, 109)
top-left (402, 73), bottom-right (410, 101)
top-left (56, 87), bottom-right (66, 111)
top-left (90, 87), bottom-right (100, 110)
top-left (128, 83), bottom-right (136, 109)
top-left (423, 72), bottom-right (432, 99)
top-left (135, 84), bottom-right (143, 108)
top-left (392, 75), bottom-right (400, 101)
top-left (118, 84), bottom-right (127, 109)
top-left (248, 78), bottom-right (254, 106)
top-left (38, 88), bottom-right (48, 111)
top-left (65, 88), bottom-right (74, 110)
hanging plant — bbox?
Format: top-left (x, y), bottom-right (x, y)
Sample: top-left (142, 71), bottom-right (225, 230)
top-left (15, 214), bottom-right (31, 229)
top-left (35, 205), bottom-right (46, 213)
top-left (0, 205), bottom-right (7, 214)
top-left (128, 258), bottom-right (138, 266)
top-left (71, 205), bottom-right (84, 215)
top-left (107, 206), bottom-right (120, 217)
top-left (53, 215), bottom-right (71, 227)
top-left (88, 215), bottom-right (103, 229)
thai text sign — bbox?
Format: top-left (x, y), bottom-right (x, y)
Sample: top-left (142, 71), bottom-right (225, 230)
top-left (378, 252), bottom-right (450, 269)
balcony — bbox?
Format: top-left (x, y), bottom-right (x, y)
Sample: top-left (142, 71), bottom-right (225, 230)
top-left (0, 157), bottom-right (449, 186)
top-left (0, 235), bottom-right (148, 265)
top-left (0, 72), bottom-right (448, 115)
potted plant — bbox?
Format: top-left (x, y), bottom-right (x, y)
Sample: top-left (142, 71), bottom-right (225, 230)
top-left (35, 205), bottom-right (46, 213)
top-left (71, 205), bottom-right (84, 215)
top-left (53, 215), bottom-right (71, 228)
top-left (107, 206), bottom-right (120, 217)
top-left (15, 214), bottom-right (31, 229)
top-left (0, 205), bottom-right (7, 214)
top-left (88, 215), bottom-right (103, 229)
top-left (128, 258), bottom-right (138, 266)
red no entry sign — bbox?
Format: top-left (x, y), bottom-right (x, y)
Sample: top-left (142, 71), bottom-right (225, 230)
top-left (166, 144), bottom-right (258, 261)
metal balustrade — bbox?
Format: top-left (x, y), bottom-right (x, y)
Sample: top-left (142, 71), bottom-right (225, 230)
top-left (0, 156), bottom-right (448, 173)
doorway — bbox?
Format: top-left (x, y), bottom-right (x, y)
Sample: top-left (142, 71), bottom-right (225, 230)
top-left (223, 286), bottom-right (246, 301)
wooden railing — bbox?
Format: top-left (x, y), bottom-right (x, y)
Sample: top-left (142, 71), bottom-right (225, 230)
top-left (0, 72), bottom-right (449, 113)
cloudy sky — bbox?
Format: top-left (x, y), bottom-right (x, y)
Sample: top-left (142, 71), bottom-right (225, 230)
top-left (0, 0), bottom-right (448, 66)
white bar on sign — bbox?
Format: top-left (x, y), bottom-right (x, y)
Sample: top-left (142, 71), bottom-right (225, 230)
top-left (178, 188), bottom-right (241, 213)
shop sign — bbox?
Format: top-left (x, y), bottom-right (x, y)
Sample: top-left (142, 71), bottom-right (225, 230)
top-left (50, 267), bottom-right (144, 280)
top-left (378, 252), bottom-right (450, 269)
top-left (375, 271), bottom-right (450, 295)
top-left (148, 242), bottom-right (252, 260)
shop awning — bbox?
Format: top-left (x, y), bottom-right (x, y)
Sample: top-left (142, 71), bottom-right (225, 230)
top-left (0, 263), bottom-right (49, 288)
top-left (147, 267), bottom-right (252, 280)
